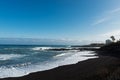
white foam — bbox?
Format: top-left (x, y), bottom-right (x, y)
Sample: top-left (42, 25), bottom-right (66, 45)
top-left (0, 51), bottom-right (98, 78)
top-left (0, 67), bottom-right (26, 78)
top-left (31, 47), bottom-right (74, 51)
top-left (52, 51), bottom-right (97, 66)
top-left (0, 54), bottom-right (25, 60)
top-left (54, 53), bottom-right (66, 57)
top-left (31, 47), bottom-right (52, 51)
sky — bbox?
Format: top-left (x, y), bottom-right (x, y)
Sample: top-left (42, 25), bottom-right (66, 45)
top-left (0, 0), bottom-right (120, 44)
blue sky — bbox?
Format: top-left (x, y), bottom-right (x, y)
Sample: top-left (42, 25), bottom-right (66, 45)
top-left (0, 0), bottom-right (120, 44)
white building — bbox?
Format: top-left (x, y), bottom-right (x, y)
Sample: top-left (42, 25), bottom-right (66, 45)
top-left (106, 39), bottom-right (112, 45)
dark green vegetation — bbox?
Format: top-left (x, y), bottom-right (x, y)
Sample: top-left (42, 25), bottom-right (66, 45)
top-left (98, 41), bottom-right (120, 57)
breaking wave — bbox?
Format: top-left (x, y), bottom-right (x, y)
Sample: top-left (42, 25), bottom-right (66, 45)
top-left (31, 47), bottom-right (52, 51)
top-left (0, 51), bottom-right (98, 78)
top-left (0, 54), bottom-right (25, 61)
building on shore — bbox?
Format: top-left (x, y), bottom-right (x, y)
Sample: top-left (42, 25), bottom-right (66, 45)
top-left (106, 39), bottom-right (112, 45)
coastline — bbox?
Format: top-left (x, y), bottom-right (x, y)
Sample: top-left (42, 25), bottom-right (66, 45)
top-left (1, 54), bottom-right (120, 80)
top-left (1, 42), bottom-right (120, 80)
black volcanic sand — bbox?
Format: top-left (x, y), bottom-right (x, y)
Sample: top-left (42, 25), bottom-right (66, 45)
top-left (1, 56), bottom-right (120, 80)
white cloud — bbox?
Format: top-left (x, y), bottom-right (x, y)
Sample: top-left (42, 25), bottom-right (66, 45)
top-left (92, 18), bottom-right (109, 25)
top-left (101, 30), bottom-right (120, 37)
top-left (109, 8), bottom-right (120, 14)
top-left (100, 30), bottom-right (120, 41)
top-left (92, 8), bottom-right (120, 26)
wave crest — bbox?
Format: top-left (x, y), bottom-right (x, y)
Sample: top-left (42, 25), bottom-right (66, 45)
top-left (0, 54), bottom-right (25, 60)
top-left (31, 47), bottom-right (52, 51)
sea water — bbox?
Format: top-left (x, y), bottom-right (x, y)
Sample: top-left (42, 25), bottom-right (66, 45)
top-left (0, 45), bottom-right (98, 78)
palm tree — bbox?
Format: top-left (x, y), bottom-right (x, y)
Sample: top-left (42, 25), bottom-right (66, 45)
top-left (110, 36), bottom-right (115, 42)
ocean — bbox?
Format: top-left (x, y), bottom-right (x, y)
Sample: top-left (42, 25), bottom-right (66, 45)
top-left (0, 45), bottom-right (98, 78)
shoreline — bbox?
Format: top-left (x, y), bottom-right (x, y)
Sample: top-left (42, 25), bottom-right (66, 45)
top-left (0, 50), bottom-right (97, 79)
top-left (1, 42), bottom-right (120, 80)
top-left (1, 54), bottom-right (120, 80)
